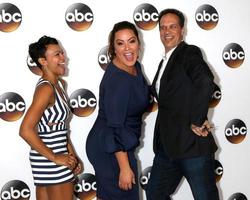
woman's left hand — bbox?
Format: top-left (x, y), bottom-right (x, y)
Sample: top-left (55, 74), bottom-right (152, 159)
top-left (73, 161), bottom-right (83, 175)
top-left (118, 167), bottom-right (135, 190)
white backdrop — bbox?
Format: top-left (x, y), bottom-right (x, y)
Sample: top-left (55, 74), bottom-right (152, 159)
top-left (0, 0), bottom-right (249, 199)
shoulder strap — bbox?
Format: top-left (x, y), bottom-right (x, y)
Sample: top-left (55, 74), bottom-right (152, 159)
top-left (36, 78), bottom-right (53, 87)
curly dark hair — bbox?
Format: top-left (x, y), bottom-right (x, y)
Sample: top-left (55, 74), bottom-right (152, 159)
top-left (29, 35), bottom-right (58, 68)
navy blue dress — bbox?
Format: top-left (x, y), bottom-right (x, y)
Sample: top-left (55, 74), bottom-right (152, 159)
top-left (86, 61), bottom-right (150, 200)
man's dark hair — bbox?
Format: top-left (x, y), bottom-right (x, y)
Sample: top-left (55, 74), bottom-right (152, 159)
top-left (158, 8), bottom-right (185, 28)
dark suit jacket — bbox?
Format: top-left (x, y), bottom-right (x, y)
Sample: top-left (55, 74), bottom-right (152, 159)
top-left (151, 41), bottom-right (218, 159)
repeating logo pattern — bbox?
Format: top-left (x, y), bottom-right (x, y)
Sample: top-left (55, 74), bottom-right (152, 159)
top-left (1, 180), bottom-right (30, 200)
top-left (98, 45), bottom-right (110, 70)
top-left (214, 160), bottom-right (223, 182)
top-left (0, 2), bottom-right (249, 199)
top-left (26, 55), bottom-right (42, 76)
top-left (195, 4), bottom-right (219, 30)
top-left (223, 43), bottom-right (245, 68)
top-left (74, 173), bottom-right (97, 200)
top-left (147, 96), bottom-right (158, 112)
top-left (133, 3), bottom-right (158, 30)
top-left (65, 3), bottom-right (94, 31)
top-left (0, 3), bottom-right (22, 32)
top-left (0, 92), bottom-right (26, 121)
top-left (228, 193), bottom-right (247, 200)
top-left (139, 166), bottom-right (152, 190)
top-left (225, 119), bottom-right (247, 144)
top-left (69, 89), bottom-right (97, 117)
top-left (209, 84), bottom-right (221, 108)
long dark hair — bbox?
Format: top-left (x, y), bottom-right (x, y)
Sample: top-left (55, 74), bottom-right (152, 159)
top-left (108, 21), bottom-right (140, 61)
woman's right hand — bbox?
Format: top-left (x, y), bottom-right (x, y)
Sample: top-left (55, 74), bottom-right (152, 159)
top-left (53, 154), bottom-right (78, 170)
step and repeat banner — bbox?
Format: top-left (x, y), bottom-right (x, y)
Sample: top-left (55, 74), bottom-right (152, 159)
top-left (0, 0), bottom-right (249, 199)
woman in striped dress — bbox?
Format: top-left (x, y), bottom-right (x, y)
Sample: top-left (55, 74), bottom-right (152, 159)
top-left (19, 36), bottom-right (82, 200)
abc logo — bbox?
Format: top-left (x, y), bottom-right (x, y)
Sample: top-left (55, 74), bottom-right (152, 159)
top-left (228, 193), bottom-right (247, 200)
top-left (1, 180), bottom-right (30, 200)
top-left (26, 55), bottom-right (42, 76)
top-left (0, 3), bottom-right (22, 32)
top-left (209, 84), bottom-right (221, 108)
top-left (214, 160), bottom-right (223, 182)
top-left (65, 3), bottom-right (93, 31)
top-left (70, 89), bottom-right (96, 117)
top-left (146, 96), bottom-right (158, 112)
top-left (74, 173), bottom-right (96, 200)
top-left (0, 92), bottom-right (26, 122)
top-left (195, 4), bottom-right (219, 30)
top-left (98, 45), bottom-right (110, 70)
top-left (139, 166), bottom-right (152, 190)
top-left (223, 43), bottom-right (245, 68)
top-left (225, 119), bottom-right (247, 144)
top-left (133, 3), bottom-right (158, 30)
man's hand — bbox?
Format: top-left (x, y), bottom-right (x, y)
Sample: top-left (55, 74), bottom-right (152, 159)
top-left (191, 120), bottom-right (212, 137)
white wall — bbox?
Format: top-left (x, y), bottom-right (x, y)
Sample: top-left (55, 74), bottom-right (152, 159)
top-left (0, 0), bottom-right (249, 199)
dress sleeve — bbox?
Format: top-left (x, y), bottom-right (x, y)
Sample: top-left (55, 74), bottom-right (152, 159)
top-left (103, 72), bottom-right (139, 153)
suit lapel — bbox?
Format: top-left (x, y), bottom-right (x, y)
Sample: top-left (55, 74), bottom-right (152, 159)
top-left (160, 41), bottom-right (186, 84)
top-left (151, 59), bottom-right (163, 100)
top-left (152, 42), bottom-right (187, 100)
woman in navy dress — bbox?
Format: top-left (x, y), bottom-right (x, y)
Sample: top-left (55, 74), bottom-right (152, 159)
top-left (86, 21), bottom-right (150, 200)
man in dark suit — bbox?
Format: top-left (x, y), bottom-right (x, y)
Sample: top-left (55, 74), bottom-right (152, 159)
top-left (146, 8), bottom-right (219, 200)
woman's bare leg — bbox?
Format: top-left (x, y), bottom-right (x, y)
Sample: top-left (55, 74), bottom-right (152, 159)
top-left (47, 182), bottom-right (74, 200)
top-left (36, 186), bottom-right (49, 200)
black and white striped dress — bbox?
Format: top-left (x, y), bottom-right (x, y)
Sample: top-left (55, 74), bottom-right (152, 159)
top-left (29, 78), bottom-right (75, 186)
